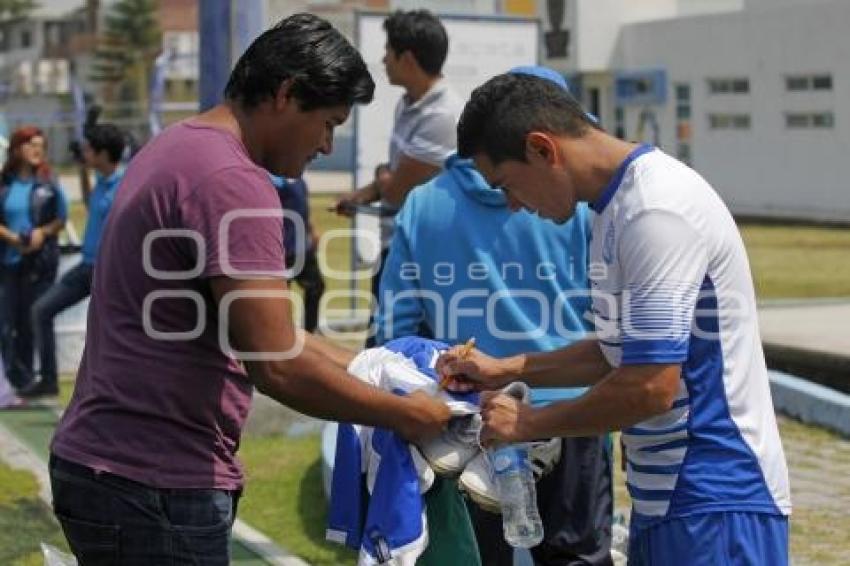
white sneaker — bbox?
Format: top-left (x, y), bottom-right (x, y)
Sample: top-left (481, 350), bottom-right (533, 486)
top-left (458, 438), bottom-right (561, 514)
top-left (459, 450), bottom-right (500, 513)
top-left (421, 382), bottom-right (532, 476)
top-left (418, 413), bottom-right (482, 476)
top-left (458, 382), bottom-right (535, 513)
top-left (528, 437), bottom-right (562, 479)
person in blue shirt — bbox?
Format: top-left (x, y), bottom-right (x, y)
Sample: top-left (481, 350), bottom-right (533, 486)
top-left (0, 126), bottom-right (68, 391)
top-left (374, 67), bottom-right (613, 566)
top-left (21, 124), bottom-right (125, 398)
top-left (269, 174), bottom-right (326, 333)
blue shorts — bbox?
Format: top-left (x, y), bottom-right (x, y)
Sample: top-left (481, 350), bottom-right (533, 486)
top-left (628, 511), bottom-right (789, 566)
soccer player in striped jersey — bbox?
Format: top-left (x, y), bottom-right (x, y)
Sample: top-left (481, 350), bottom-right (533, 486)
top-left (440, 73), bottom-right (791, 565)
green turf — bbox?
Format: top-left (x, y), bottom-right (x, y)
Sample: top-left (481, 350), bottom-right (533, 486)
top-left (237, 434), bottom-right (356, 566)
top-left (0, 457), bottom-right (69, 565)
top-left (738, 223), bottom-right (850, 299)
top-left (0, 405), bottom-right (270, 565)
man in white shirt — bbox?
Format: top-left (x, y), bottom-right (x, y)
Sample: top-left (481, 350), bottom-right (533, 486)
top-left (334, 10), bottom-right (462, 346)
top-left (439, 73), bottom-right (791, 565)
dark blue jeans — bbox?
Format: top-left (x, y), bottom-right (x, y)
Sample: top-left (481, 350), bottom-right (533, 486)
top-left (0, 261), bottom-right (55, 388)
top-left (50, 454), bottom-right (240, 565)
top-left (31, 262), bottom-right (93, 387)
top-left (286, 248), bottom-right (325, 333)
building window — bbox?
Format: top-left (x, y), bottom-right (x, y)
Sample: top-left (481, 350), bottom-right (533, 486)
top-left (812, 75), bottom-right (832, 90)
top-left (812, 112), bottom-right (834, 128)
top-left (708, 113), bottom-right (751, 130)
top-left (587, 87), bottom-right (601, 126)
top-left (786, 76), bottom-right (809, 91)
top-left (786, 74), bottom-right (833, 92)
top-left (708, 78), bottom-right (749, 94)
top-left (614, 106), bottom-right (625, 140)
top-left (786, 112), bottom-right (834, 129)
top-left (20, 28), bottom-right (31, 48)
top-left (786, 113), bottom-right (810, 128)
top-left (674, 83), bottom-right (692, 166)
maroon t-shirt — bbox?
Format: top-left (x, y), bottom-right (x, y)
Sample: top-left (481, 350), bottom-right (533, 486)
top-left (51, 120), bottom-right (284, 489)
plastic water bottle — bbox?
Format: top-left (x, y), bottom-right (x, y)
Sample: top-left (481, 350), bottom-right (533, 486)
top-left (490, 443), bottom-right (544, 548)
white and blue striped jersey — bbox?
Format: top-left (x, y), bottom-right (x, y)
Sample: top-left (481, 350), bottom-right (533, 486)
top-left (589, 145), bottom-right (791, 526)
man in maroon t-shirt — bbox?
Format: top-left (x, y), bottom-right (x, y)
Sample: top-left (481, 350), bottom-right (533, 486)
top-left (49, 14), bottom-right (450, 565)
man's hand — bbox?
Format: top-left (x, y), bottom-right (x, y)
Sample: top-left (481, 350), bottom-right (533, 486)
top-left (5, 232), bottom-right (23, 252)
top-left (333, 183), bottom-right (379, 217)
top-left (23, 227), bottom-right (45, 254)
top-left (333, 194), bottom-right (359, 217)
top-left (398, 390), bottom-right (451, 445)
top-left (436, 347), bottom-right (518, 392)
top-left (479, 390), bottom-right (535, 445)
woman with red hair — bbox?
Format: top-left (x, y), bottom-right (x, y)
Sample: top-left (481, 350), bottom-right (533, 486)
top-left (0, 126), bottom-right (67, 392)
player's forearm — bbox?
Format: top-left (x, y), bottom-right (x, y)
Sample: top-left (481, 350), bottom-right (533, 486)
top-left (0, 225), bottom-right (19, 244)
top-left (248, 348), bottom-right (419, 430)
top-left (380, 179), bottom-right (412, 208)
top-left (352, 181), bottom-right (380, 204)
top-left (522, 365), bottom-right (678, 439)
top-left (303, 331), bottom-right (356, 368)
top-left (39, 218), bottom-right (66, 238)
top-left (510, 339), bottom-right (612, 388)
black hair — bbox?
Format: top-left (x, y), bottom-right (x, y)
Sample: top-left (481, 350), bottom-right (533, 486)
top-left (383, 10), bottom-right (448, 76)
top-left (225, 13), bottom-right (375, 111)
top-left (458, 73), bottom-right (600, 164)
top-left (84, 123), bottom-right (126, 164)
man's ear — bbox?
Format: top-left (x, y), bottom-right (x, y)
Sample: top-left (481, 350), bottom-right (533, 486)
top-left (399, 49), bottom-right (417, 70)
top-left (273, 78), bottom-right (296, 112)
top-left (525, 132), bottom-right (558, 165)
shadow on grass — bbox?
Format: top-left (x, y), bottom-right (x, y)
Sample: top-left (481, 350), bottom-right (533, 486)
top-left (297, 458), bottom-right (356, 564)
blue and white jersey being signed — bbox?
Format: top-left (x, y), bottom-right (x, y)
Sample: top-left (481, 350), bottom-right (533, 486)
top-left (589, 145), bottom-right (791, 526)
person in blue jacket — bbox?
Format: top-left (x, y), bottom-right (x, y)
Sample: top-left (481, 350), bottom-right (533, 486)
top-left (0, 126), bottom-right (68, 391)
top-left (22, 124), bottom-right (125, 398)
top-left (269, 174), bottom-right (326, 333)
top-left (373, 65), bottom-right (613, 565)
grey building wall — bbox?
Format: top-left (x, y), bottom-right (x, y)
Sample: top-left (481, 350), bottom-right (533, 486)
top-left (612, 0), bottom-right (849, 222)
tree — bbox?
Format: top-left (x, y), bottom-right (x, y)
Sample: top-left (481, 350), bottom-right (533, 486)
top-left (0, 0), bottom-right (38, 21)
top-left (90, 0), bottom-right (161, 112)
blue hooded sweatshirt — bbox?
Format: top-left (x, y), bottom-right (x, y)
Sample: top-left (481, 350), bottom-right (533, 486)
top-left (374, 154), bottom-right (593, 405)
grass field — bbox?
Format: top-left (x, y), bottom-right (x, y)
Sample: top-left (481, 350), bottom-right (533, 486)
top-left (0, 463), bottom-right (69, 565)
top-left (739, 223), bottom-right (850, 299)
top-left (238, 435), bottom-right (356, 566)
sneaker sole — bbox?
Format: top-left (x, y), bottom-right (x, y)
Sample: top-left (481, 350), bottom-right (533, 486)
top-left (463, 486), bottom-right (502, 515)
top-left (459, 478), bottom-right (501, 514)
top-left (427, 457), bottom-right (469, 477)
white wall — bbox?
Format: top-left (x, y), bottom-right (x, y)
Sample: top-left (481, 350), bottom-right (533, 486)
top-left (745, 0), bottom-right (835, 10)
top-left (572, 0), bottom-right (678, 72)
top-left (677, 0), bottom-right (743, 16)
top-left (612, 0), bottom-right (850, 221)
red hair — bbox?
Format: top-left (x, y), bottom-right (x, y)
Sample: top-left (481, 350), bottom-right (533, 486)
top-left (2, 126), bottom-right (52, 184)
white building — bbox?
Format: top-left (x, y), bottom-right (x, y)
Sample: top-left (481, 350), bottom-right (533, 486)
top-left (537, 0), bottom-right (847, 222)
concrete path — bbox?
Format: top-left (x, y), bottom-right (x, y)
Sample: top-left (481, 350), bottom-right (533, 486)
top-left (759, 300), bottom-right (850, 358)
